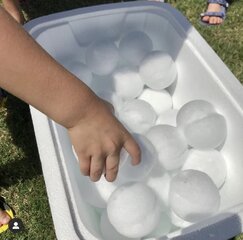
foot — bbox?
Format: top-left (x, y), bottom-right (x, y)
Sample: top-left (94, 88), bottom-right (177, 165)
top-left (0, 209), bottom-right (11, 227)
top-left (2, 0), bottom-right (25, 24)
top-left (202, 3), bottom-right (224, 25)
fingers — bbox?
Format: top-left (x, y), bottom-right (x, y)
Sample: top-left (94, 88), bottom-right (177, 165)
top-left (123, 135), bottom-right (141, 166)
top-left (105, 153), bottom-right (120, 182)
top-left (90, 155), bottom-right (105, 182)
top-left (78, 154), bottom-right (91, 176)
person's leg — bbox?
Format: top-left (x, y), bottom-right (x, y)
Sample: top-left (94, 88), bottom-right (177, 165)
top-left (201, 0), bottom-right (229, 25)
top-left (2, 0), bottom-right (25, 24)
top-left (0, 209), bottom-right (10, 226)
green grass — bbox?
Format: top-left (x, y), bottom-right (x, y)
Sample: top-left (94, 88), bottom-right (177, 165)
top-left (0, 0), bottom-right (242, 240)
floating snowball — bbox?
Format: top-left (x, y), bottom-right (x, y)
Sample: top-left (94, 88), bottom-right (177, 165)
top-left (169, 211), bottom-right (193, 228)
top-left (111, 66), bottom-right (144, 100)
top-left (184, 113), bottom-right (227, 149)
top-left (156, 109), bottom-right (178, 127)
top-left (85, 40), bottom-right (119, 76)
top-left (139, 51), bottom-right (177, 90)
top-left (146, 212), bottom-right (172, 238)
top-left (169, 170), bottom-right (220, 222)
top-left (96, 90), bottom-right (123, 115)
top-left (176, 100), bottom-right (227, 149)
top-left (138, 88), bottom-right (172, 115)
top-left (78, 175), bottom-right (124, 208)
top-left (107, 182), bottom-right (161, 238)
top-left (146, 170), bottom-right (171, 208)
top-left (64, 60), bottom-right (92, 86)
top-left (146, 125), bottom-right (188, 170)
top-left (182, 149), bottom-right (227, 188)
top-left (119, 31), bottom-right (153, 66)
top-left (118, 99), bottom-right (157, 134)
top-left (119, 133), bottom-right (157, 181)
top-left (100, 210), bottom-right (139, 240)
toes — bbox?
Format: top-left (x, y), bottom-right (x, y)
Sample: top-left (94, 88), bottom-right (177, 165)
top-left (202, 16), bottom-right (210, 22)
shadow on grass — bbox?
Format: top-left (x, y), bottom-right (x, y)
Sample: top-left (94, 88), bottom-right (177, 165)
top-left (0, 95), bottom-right (42, 188)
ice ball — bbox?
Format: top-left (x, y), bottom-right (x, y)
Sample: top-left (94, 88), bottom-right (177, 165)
top-left (85, 40), bottom-right (119, 76)
top-left (182, 149), bottom-right (227, 188)
top-left (111, 66), bottom-right (144, 100)
top-left (119, 31), bottom-right (153, 66)
top-left (169, 211), bottom-right (192, 228)
top-left (119, 133), bottom-right (157, 181)
top-left (156, 109), bottom-right (178, 127)
top-left (138, 88), bottom-right (172, 115)
top-left (177, 100), bottom-right (227, 149)
top-left (146, 212), bottom-right (172, 238)
top-left (118, 99), bottom-right (157, 134)
top-left (107, 182), bottom-right (161, 238)
top-left (139, 51), bottom-right (177, 90)
top-left (146, 125), bottom-right (188, 170)
top-left (169, 170), bottom-right (220, 222)
top-left (64, 60), bottom-right (92, 86)
top-left (100, 210), bottom-right (139, 240)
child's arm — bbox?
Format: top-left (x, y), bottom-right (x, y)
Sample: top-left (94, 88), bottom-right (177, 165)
top-left (0, 7), bottom-right (141, 182)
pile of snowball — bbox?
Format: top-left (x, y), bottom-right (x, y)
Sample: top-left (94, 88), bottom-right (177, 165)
top-left (67, 30), bottom-right (227, 239)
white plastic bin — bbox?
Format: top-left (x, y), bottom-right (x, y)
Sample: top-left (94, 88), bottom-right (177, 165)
top-left (25, 2), bottom-right (243, 240)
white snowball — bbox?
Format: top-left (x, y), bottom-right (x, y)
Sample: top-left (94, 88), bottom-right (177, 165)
top-left (156, 109), bottom-right (178, 127)
top-left (64, 60), bottom-right (92, 86)
top-left (139, 51), bottom-right (177, 90)
top-left (112, 66), bottom-right (144, 100)
top-left (176, 100), bottom-right (227, 149)
top-left (119, 134), bottom-right (157, 181)
top-left (138, 88), bottom-right (172, 115)
top-left (119, 31), bottom-right (153, 66)
top-left (118, 99), bottom-right (157, 134)
top-left (182, 149), bottom-right (227, 188)
top-left (169, 170), bottom-right (220, 222)
top-left (169, 211), bottom-right (192, 228)
top-left (107, 182), bottom-right (161, 238)
top-left (146, 125), bottom-right (188, 170)
top-left (146, 212), bottom-right (172, 238)
top-left (90, 74), bottom-right (113, 93)
top-left (85, 40), bottom-right (119, 76)
top-left (184, 113), bottom-right (227, 149)
top-left (100, 210), bottom-right (139, 240)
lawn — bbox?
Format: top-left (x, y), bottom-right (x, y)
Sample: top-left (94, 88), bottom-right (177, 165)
top-left (0, 0), bottom-right (242, 240)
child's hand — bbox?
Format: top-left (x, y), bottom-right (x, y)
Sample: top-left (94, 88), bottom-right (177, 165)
top-left (68, 98), bottom-right (141, 182)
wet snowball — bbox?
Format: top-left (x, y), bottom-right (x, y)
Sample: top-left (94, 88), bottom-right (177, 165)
top-left (169, 170), bottom-right (220, 222)
top-left (182, 149), bottom-right (227, 188)
top-left (107, 182), bottom-right (161, 238)
top-left (118, 99), bottom-right (157, 134)
top-left (119, 31), bottom-right (153, 66)
top-left (111, 66), bottom-right (144, 100)
top-left (177, 100), bottom-right (227, 149)
top-left (146, 125), bottom-right (188, 170)
top-left (156, 109), bottom-right (178, 126)
top-left (139, 51), bottom-right (177, 90)
top-left (85, 39), bottom-right (119, 76)
top-left (138, 88), bottom-right (172, 115)
top-left (100, 210), bottom-right (139, 240)
top-left (119, 134), bottom-right (157, 181)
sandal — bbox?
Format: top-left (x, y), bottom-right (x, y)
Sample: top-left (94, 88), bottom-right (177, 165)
top-left (200, 0), bottom-right (229, 26)
top-left (0, 197), bottom-right (15, 234)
